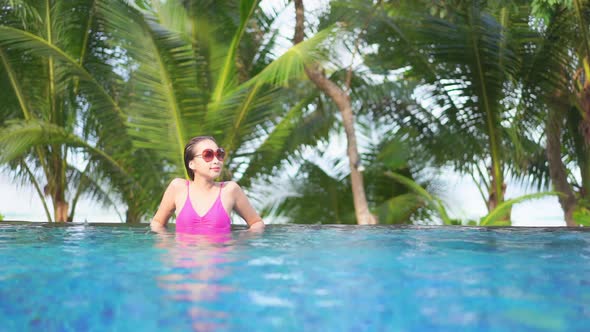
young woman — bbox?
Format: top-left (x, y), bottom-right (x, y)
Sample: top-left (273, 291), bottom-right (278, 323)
top-left (150, 136), bottom-right (265, 234)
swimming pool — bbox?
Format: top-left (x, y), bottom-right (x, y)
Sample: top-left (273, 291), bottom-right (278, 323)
top-left (1, 222), bottom-right (589, 331)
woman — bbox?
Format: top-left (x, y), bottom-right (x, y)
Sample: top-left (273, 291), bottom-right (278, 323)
top-left (150, 136), bottom-right (265, 234)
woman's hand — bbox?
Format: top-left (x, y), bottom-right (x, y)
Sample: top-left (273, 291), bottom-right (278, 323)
top-left (150, 220), bottom-right (168, 234)
top-left (229, 182), bottom-right (266, 231)
top-left (248, 220), bottom-right (265, 232)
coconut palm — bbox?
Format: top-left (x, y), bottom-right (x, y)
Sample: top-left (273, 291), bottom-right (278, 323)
top-left (0, 0), bottom-right (140, 222)
top-left (264, 138), bottom-right (432, 225)
top-left (1, 0), bottom-right (342, 223)
top-left (524, 0), bottom-right (590, 226)
top-left (330, 0), bottom-right (545, 224)
top-left (97, 0), bottom-right (341, 203)
top-left (253, 72), bottom-right (439, 224)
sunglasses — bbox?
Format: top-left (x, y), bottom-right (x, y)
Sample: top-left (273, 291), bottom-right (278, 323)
top-left (195, 148), bottom-right (225, 162)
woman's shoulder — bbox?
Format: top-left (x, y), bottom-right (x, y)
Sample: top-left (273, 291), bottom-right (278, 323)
top-left (169, 178), bottom-right (188, 189)
top-left (220, 180), bottom-right (241, 192)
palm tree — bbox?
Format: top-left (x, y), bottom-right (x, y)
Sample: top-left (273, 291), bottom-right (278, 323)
top-left (266, 137), bottom-right (433, 225)
top-left (0, 0), bottom-right (135, 222)
top-left (0, 0), bottom-right (344, 223)
top-left (340, 0), bottom-right (542, 224)
top-left (98, 0), bottom-right (341, 205)
top-left (525, 0), bottom-right (590, 226)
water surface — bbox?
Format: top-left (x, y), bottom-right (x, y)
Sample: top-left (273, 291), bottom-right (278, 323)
top-left (1, 222), bottom-right (589, 331)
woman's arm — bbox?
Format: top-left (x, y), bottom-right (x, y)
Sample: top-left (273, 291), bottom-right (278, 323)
top-left (229, 182), bottom-right (265, 230)
top-left (150, 179), bottom-right (181, 232)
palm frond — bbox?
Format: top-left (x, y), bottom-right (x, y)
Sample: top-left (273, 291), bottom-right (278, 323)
top-left (239, 88), bottom-right (334, 186)
top-left (374, 193), bottom-right (426, 225)
top-left (0, 120), bottom-right (129, 178)
top-left (480, 191), bottom-right (559, 226)
top-left (385, 171), bottom-right (453, 225)
top-left (0, 26), bottom-right (123, 115)
top-left (211, 0), bottom-right (260, 102)
top-left (97, 0), bottom-right (201, 170)
top-left (273, 161), bottom-right (356, 224)
top-left (246, 26), bottom-right (335, 87)
top-left (0, 47), bottom-right (32, 119)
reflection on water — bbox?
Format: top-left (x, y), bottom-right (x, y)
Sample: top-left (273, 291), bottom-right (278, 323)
top-left (154, 232), bottom-right (238, 331)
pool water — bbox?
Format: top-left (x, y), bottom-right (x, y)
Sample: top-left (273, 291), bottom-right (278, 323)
top-left (1, 222), bottom-right (589, 331)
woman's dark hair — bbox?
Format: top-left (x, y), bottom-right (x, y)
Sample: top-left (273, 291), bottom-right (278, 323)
top-left (184, 136), bottom-right (216, 180)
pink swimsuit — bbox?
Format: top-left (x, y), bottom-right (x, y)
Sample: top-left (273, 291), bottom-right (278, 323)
top-left (175, 181), bottom-right (231, 235)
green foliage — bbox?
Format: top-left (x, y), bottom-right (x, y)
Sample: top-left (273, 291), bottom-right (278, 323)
top-left (132, 0), bottom-right (151, 10)
top-left (99, 0), bottom-right (337, 184)
top-left (385, 171), bottom-right (452, 225)
top-left (0, 0), bottom-right (138, 221)
top-left (275, 162), bottom-right (357, 224)
top-left (321, 0), bottom-right (581, 227)
top-left (480, 192), bottom-right (559, 226)
top-left (264, 132), bottom-right (430, 224)
top-left (573, 204), bottom-right (590, 226)
top-left (531, 0), bottom-right (574, 19)
top-left (0, 0), bottom-right (338, 222)
top-left (368, 139), bottom-right (431, 224)
top-left (526, 0), bottom-right (590, 219)
top-left (359, 0), bottom-right (546, 214)
top-left (572, 209), bottom-right (590, 226)
top-left (385, 171), bottom-right (559, 226)
top-left (0, 212), bottom-right (4, 221)
top-left (374, 193), bottom-right (423, 224)
top-left (0, 0), bottom-right (585, 225)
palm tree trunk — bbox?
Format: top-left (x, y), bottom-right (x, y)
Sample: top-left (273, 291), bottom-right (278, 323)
top-left (51, 151), bottom-right (69, 222)
top-left (546, 105), bottom-right (577, 226)
top-left (126, 207), bottom-right (141, 224)
top-left (293, 0), bottom-right (377, 225)
top-left (55, 200), bottom-right (69, 222)
top-left (486, 173), bottom-right (508, 217)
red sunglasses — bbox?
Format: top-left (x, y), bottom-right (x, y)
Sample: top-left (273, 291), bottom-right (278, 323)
top-left (195, 148), bottom-right (225, 162)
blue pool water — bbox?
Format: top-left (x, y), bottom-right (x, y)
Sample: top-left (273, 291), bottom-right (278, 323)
top-left (0, 222), bottom-right (589, 331)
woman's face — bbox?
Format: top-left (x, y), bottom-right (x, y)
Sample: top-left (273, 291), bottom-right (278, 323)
top-left (189, 139), bottom-right (224, 180)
